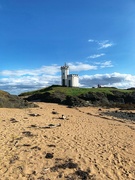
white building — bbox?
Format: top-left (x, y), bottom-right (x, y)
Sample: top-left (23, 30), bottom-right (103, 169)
top-left (61, 64), bottom-right (79, 87)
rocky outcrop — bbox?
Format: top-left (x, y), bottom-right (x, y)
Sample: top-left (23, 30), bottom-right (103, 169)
top-left (79, 91), bottom-right (135, 108)
top-left (79, 92), bottom-right (109, 106)
top-left (26, 92), bottom-right (90, 107)
top-left (24, 89), bottom-right (135, 109)
top-left (64, 96), bottom-right (89, 107)
top-left (0, 90), bottom-right (36, 108)
top-left (26, 92), bottom-right (66, 104)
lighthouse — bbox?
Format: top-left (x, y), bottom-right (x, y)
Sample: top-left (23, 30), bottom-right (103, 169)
top-left (60, 63), bottom-right (79, 87)
top-left (61, 63), bottom-right (69, 86)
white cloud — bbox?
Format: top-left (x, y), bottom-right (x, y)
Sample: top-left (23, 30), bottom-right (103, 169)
top-left (79, 73), bottom-right (135, 89)
top-left (98, 40), bottom-right (113, 49)
top-left (0, 75), bottom-right (61, 95)
top-left (88, 39), bottom-right (114, 49)
top-left (0, 64), bottom-right (62, 94)
top-left (93, 60), bottom-right (113, 69)
top-left (100, 61), bottom-right (113, 68)
top-left (67, 62), bottom-right (97, 71)
top-left (88, 39), bottom-right (94, 42)
top-left (87, 53), bottom-right (105, 59)
top-left (0, 63), bottom-right (134, 95)
top-left (0, 65), bottom-right (60, 77)
top-left (0, 62), bottom-right (96, 94)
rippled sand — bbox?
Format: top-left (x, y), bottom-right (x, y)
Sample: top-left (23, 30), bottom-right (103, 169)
top-left (0, 102), bottom-right (135, 179)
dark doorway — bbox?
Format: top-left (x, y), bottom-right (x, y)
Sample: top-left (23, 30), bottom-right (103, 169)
top-left (62, 79), bottom-right (65, 86)
top-left (69, 80), bottom-right (71, 87)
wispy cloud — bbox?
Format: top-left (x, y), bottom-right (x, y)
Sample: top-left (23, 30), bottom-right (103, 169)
top-left (88, 39), bottom-right (114, 49)
top-left (93, 60), bottom-right (113, 69)
top-left (88, 39), bottom-right (94, 42)
top-left (100, 60), bottom-right (113, 68)
top-left (98, 40), bottom-right (113, 49)
top-left (0, 65), bottom-right (60, 77)
top-left (87, 53), bottom-right (105, 59)
top-left (68, 62), bottom-right (97, 71)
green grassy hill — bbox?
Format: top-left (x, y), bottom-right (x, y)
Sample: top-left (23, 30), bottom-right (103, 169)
top-left (19, 85), bottom-right (135, 108)
top-left (19, 85), bottom-right (134, 97)
top-left (1, 85), bottom-right (134, 108)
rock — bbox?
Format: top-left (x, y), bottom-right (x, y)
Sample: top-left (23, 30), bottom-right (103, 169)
top-left (52, 111), bottom-right (58, 114)
top-left (29, 113), bottom-right (40, 117)
top-left (61, 115), bottom-right (66, 120)
top-left (45, 153), bottom-right (54, 159)
top-left (44, 124), bottom-right (61, 129)
top-left (10, 118), bottom-right (18, 123)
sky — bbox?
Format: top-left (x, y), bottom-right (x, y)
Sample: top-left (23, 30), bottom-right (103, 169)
top-left (0, 0), bottom-right (135, 94)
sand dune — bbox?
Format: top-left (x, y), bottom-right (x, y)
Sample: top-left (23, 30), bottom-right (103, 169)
top-left (0, 102), bottom-right (135, 179)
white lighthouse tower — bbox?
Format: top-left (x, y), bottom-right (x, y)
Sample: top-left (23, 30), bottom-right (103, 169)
top-left (61, 63), bottom-right (69, 86)
top-left (60, 63), bottom-right (79, 87)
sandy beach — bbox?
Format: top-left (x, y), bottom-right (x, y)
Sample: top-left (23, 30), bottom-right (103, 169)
top-left (0, 102), bottom-right (135, 180)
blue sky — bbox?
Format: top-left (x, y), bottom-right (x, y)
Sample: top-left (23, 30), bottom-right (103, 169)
top-left (0, 0), bottom-right (135, 94)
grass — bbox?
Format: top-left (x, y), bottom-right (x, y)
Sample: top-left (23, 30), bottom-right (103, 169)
top-left (19, 85), bottom-right (135, 97)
